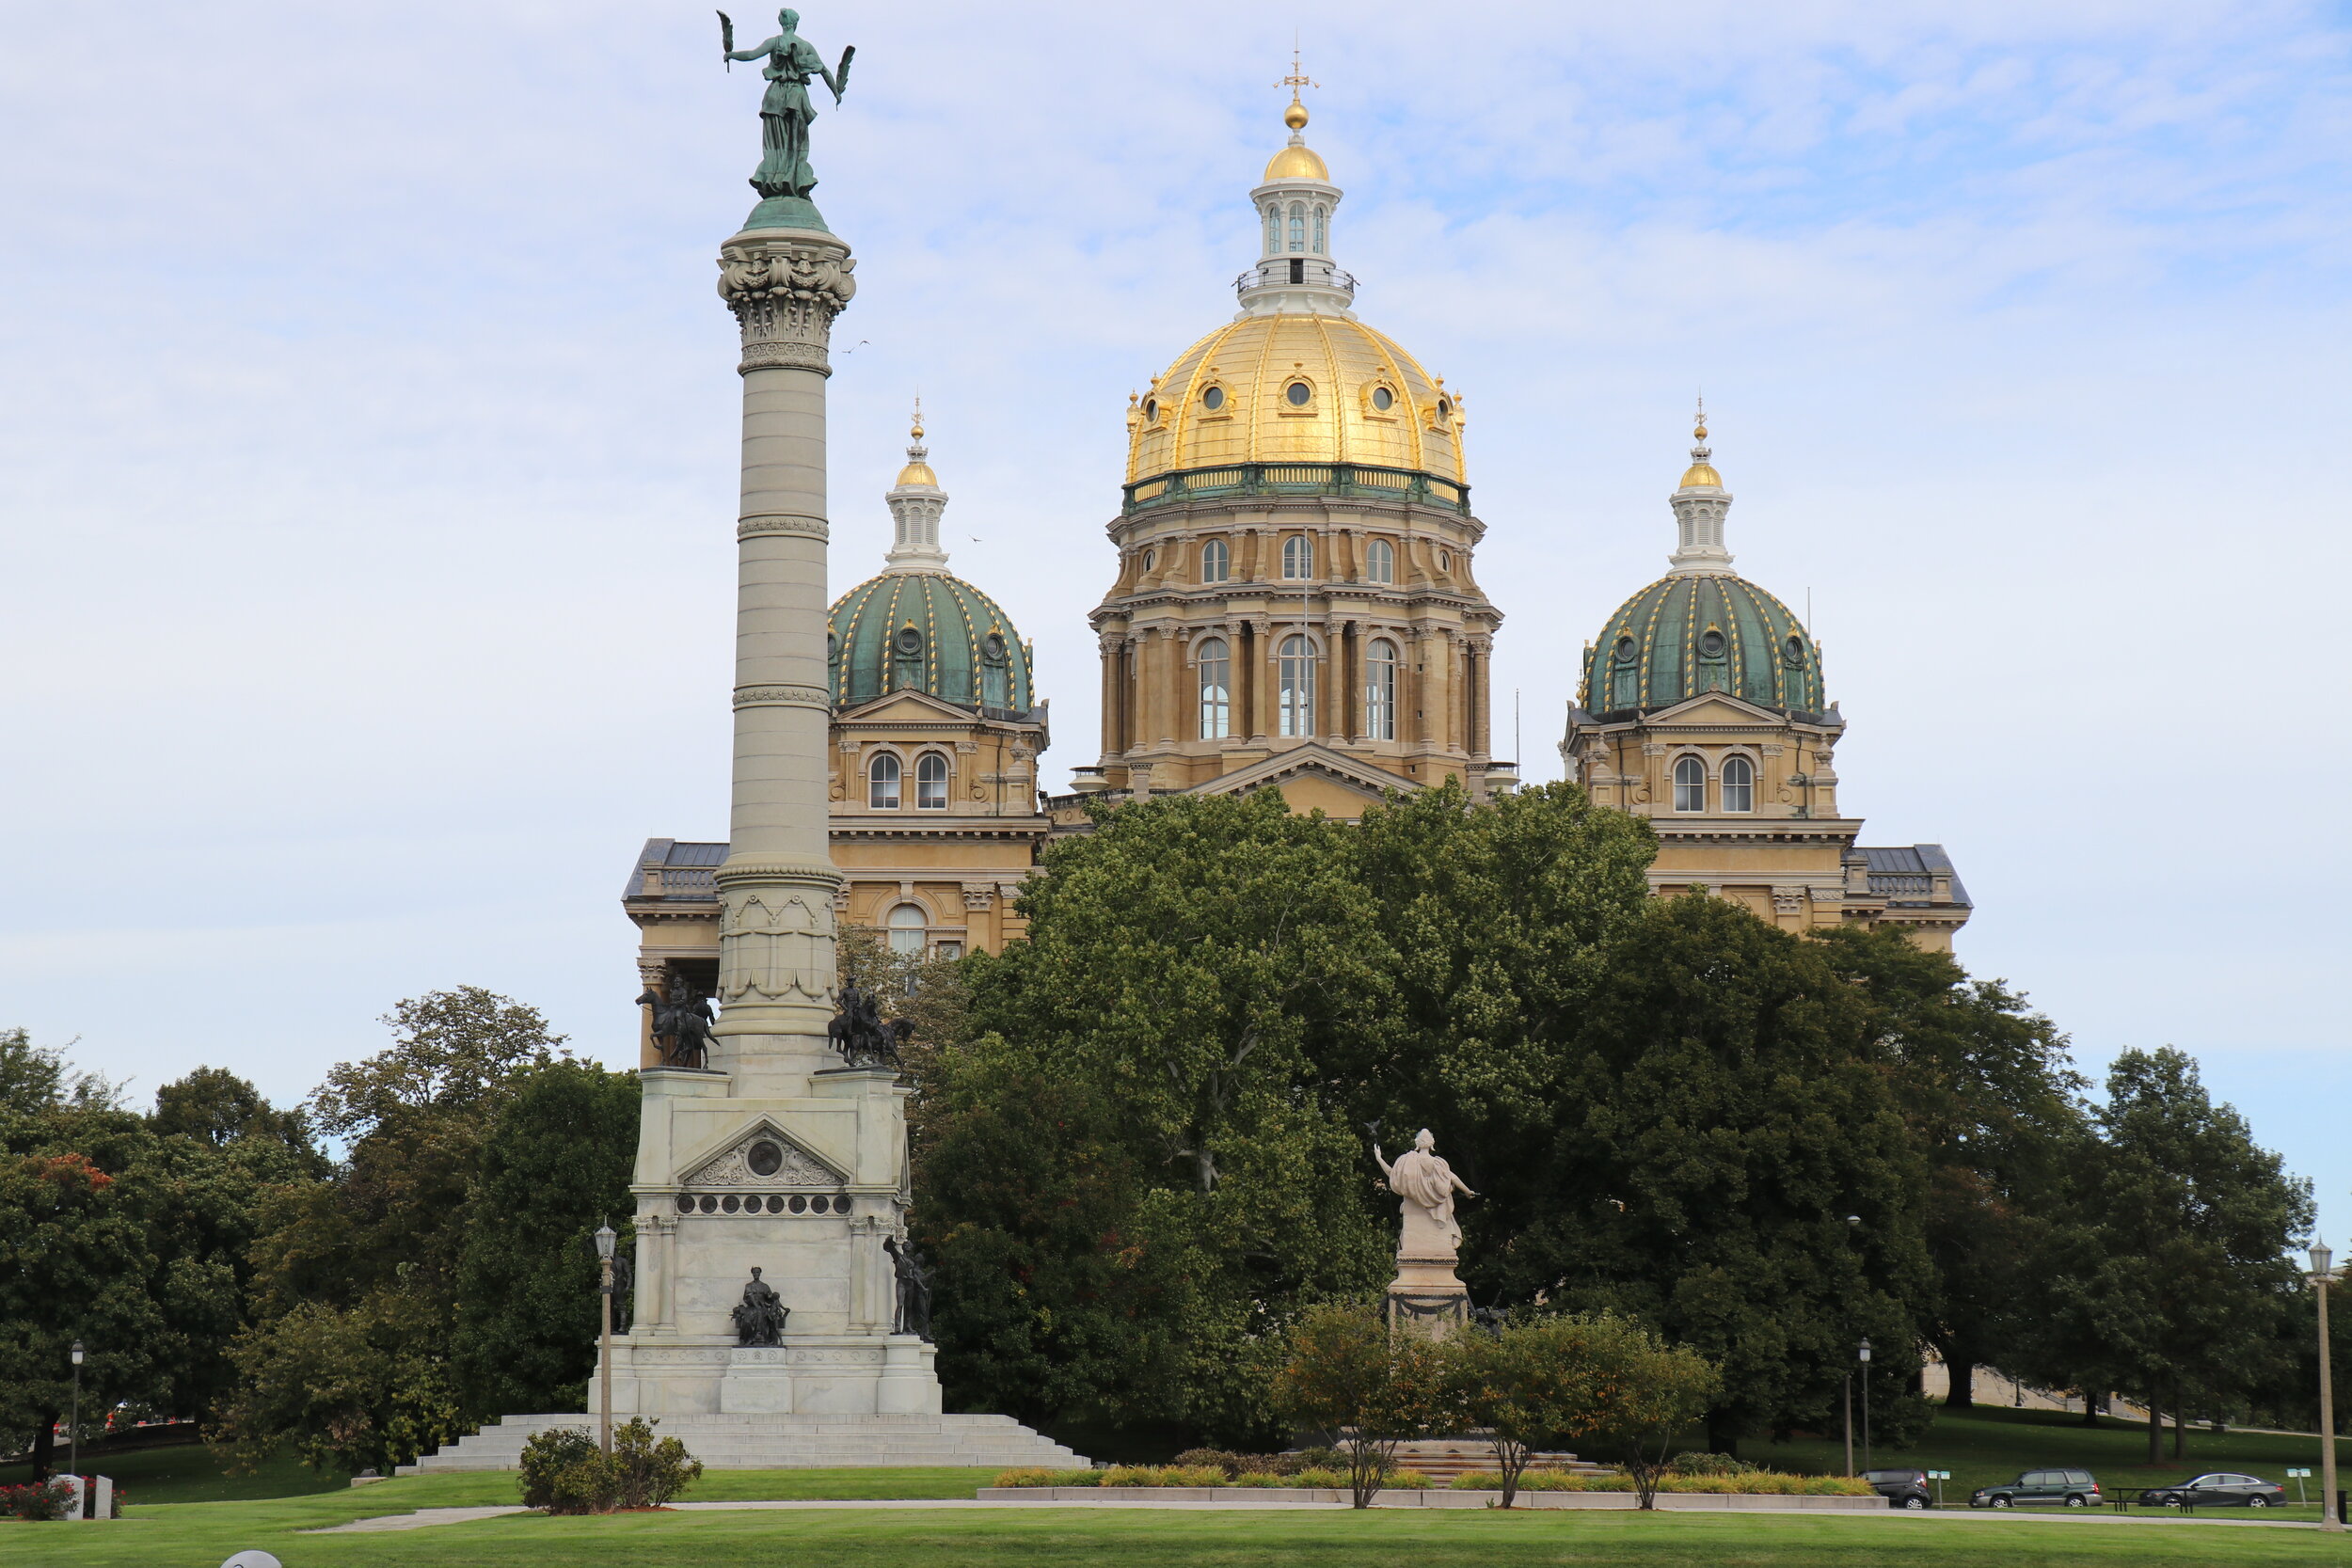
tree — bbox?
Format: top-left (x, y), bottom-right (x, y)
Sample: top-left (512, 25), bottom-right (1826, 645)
top-left (917, 791), bottom-right (1393, 1442)
top-left (153, 1066), bottom-right (326, 1170)
top-left (1272, 1304), bottom-right (1454, 1508)
top-left (1811, 927), bottom-right (2087, 1410)
top-left (452, 1060), bottom-right (640, 1420)
top-left (1449, 1315), bottom-right (1600, 1508)
top-left (2039, 1049), bottom-right (2308, 1462)
top-left (213, 1289), bottom-right (465, 1476)
top-left (1554, 1312), bottom-right (1720, 1509)
top-left (1482, 893), bottom-right (1936, 1455)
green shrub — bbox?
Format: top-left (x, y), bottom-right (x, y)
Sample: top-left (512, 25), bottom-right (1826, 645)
top-left (1173, 1448), bottom-right (1244, 1475)
top-left (1101, 1465), bottom-right (1160, 1486)
top-left (1449, 1468), bottom-right (1591, 1492)
top-left (1291, 1467), bottom-right (1347, 1488)
top-left (1381, 1469), bottom-right (1432, 1489)
top-left (1055, 1468), bottom-right (1104, 1486)
top-left (1226, 1471), bottom-right (1288, 1488)
top-left (1667, 1450), bottom-right (1759, 1477)
top-left (610, 1418), bottom-right (702, 1509)
top-left (518, 1426), bottom-right (615, 1515)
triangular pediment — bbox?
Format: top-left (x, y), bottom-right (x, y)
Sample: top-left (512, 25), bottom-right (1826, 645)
top-left (834, 688), bottom-right (982, 725)
top-left (1643, 692), bottom-right (1788, 726)
top-left (1182, 743), bottom-right (1422, 804)
top-left (675, 1120), bottom-right (850, 1189)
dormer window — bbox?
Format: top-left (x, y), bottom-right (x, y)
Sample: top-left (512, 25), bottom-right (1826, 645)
top-left (1202, 386), bottom-right (1226, 412)
top-left (1371, 386), bottom-right (1395, 412)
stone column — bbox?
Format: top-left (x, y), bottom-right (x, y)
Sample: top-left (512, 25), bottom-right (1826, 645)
top-left (713, 226), bottom-right (857, 1073)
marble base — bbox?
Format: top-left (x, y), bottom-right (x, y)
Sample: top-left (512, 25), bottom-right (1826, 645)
top-left (1387, 1251), bottom-right (1470, 1338)
top-left (587, 1333), bottom-right (942, 1418)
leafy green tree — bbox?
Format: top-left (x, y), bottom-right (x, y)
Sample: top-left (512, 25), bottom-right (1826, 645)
top-left (1549, 1312), bottom-right (1720, 1509)
top-left (213, 1287), bottom-right (465, 1475)
top-left (2038, 1048), bottom-right (2308, 1462)
top-left (452, 1060), bottom-right (639, 1420)
top-left (1448, 1314), bottom-right (1605, 1508)
top-left (918, 791), bottom-right (1392, 1442)
top-left (1484, 893), bottom-right (1936, 1455)
top-left (1272, 1304), bottom-right (1454, 1508)
top-left (153, 1066), bottom-right (326, 1172)
top-left (1811, 927), bottom-right (2087, 1410)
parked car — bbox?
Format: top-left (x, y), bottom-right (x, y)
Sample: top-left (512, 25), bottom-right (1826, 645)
top-left (2137, 1473), bottom-right (2288, 1509)
top-left (1969, 1468), bottom-right (2102, 1508)
top-left (1864, 1468), bottom-right (1933, 1509)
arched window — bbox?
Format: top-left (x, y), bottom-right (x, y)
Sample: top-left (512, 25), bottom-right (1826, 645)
top-left (1365, 638), bottom-right (1398, 741)
top-left (1265, 204), bottom-right (1280, 255)
top-left (916, 752), bottom-right (949, 810)
top-left (1197, 637), bottom-right (1231, 739)
top-left (1281, 535), bottom-right (1313, 579)
top-left (1288, 202), bottom-right (1305, 253)
top-left (1364, 538), bottom-right (1394, 584)
top-left (1312, 206), bottom-right (1326, 253)
top-left (1200, 538), bottom-right (1230, 583)
top-left (1721, 755), bottom-right (1754, 813)
top-left (1279, 634), bottom-right (1316, 736)
top-left (867, 752), bottom-right (901, 810)
top-left (886, 903), bottom-right (927, 957)
top-left (1673, 755), bottom-right (1706, 813)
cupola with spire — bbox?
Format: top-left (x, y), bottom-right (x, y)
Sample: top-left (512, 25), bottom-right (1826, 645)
top-left (1237, 54), bottom-right (1354, 315)
top-left (882, 401), bottom-right (950, 573)
top-left (1668, 399), bottom-right (1734, 576)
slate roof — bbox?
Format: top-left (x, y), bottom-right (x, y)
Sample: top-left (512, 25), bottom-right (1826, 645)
top-left (1857, 843), bottom-right (1972, 909)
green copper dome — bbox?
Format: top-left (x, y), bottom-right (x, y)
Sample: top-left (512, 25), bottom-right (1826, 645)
top-left (829, 570), bottom-right (1037, 717)
top-left (1581, 573), bottom-right (1826, 718)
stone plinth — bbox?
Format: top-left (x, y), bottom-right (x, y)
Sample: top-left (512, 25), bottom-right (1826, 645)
top-left (1387, 1252), bottom-right (1470, 1338)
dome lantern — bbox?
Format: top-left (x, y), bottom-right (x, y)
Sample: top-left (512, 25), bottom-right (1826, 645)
top-left (882, 399), bottom-right (950, 573)
top-left (1240, 57), bottom-right (1354, 317)
top-left (1667, 399), bottom-right (1734, 577)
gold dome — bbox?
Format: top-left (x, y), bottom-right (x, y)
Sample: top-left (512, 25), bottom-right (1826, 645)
top-left (897, 457), bottom-right (938, 486)
top-left (1126, 313), bottom-right (1467, 483)
top-left (1678, 461), bottom-right (1722, 488)
top-left (895, 405), bottom-right (938, 487)
top-left (1677, 408), bottom-right (1720, 488)
top-left (1263, 141), bottom-right (1328, 182)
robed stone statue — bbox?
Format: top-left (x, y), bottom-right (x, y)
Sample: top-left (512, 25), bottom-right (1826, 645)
top-left (723, 8), bottom-right (852, 200)
top-left (1373, 1128), bottom-right (1478, 1257)
top-left (731, 1266), bottom-right (789, 1346)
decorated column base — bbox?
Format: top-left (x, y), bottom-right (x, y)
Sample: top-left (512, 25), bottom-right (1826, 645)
top-left (1387, 1253), bottom-right (1470, 1339)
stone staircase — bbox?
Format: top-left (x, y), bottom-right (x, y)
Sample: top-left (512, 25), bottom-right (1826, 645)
top-left (400, 1413), bottom-right (1085, 1474)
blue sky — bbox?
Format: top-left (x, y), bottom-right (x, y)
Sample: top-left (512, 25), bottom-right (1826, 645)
top-left (5, 2), bottom-right (2349, 1237)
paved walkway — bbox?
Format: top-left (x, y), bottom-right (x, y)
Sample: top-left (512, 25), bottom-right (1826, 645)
top-left (308, 1497), bottom-right (2344, 1533)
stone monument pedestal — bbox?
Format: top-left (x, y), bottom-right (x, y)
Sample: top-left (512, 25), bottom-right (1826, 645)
top-left (1387, 1253), bottom-right (1470, 1338)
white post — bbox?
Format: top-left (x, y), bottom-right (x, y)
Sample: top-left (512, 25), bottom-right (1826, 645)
top-left (2320, 1266), bottom-right (2341, 1531)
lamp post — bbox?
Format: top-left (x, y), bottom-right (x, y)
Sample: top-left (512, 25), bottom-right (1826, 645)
top-left (2313, 1240), bottom-right (2341, 1532)
top-left (69, 1340), bottom-right (84, 1492)
top-left (1858, 1338), bottom-right (1873, 1474)
top-left (595, 1223), bottom-right (617, 1454)
top-left (1841, 1214), bottom-right (1861, 1478)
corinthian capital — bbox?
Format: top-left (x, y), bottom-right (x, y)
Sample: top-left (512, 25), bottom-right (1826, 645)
top-left (719, 232), bottom-right (857, 369)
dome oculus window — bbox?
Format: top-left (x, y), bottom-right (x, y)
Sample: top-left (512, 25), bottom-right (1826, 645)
top-left (1281, 535), bottom-right (1314, 579)
top-left (1285, 381), bottom-right (1312, 407)
top-left (867, 752), bottom-right (901, 810)
top-left (895, 626), bottom-right (924, 657)
top-left (1784, 634), bottom-right (1805, 665)
top-left (1364, 538), bottom-right (1394, 585)
top-left (915, 752), bottom-right (949, 810)
top-left (1673, 754), bottom-right (1706, 813)
top-left (1142, 397), bottom-right (1157, 421)
top-left (1201, 385), bottom-right (1225, 412)
top-left (1437, 398), bottom-right (1452, 420)
top-left (1200, 538), bottom-right (1230, 583)
top-left (983, 631), bottom-right (1008, 661)
top-left (1698, 628), bottom-right (1726, 658)
top-left (1614, 635), bottom-right (1638, 662)
top-left (1721, 755), bottom-right (1755, 814)
top-left (1371, 386), bottom-right (1395, 412)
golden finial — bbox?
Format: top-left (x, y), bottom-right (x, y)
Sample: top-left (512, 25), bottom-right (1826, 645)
top-left (1278, 41), bottom-right (1316, 133)
top-left (1680, 396), bottom-right (1721, 489)
top-left (911, 394), bottom-right (924, 443)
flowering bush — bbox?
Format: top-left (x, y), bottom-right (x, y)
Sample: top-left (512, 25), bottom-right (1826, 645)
top-left (0, 1478), bottom-right (79, 1521)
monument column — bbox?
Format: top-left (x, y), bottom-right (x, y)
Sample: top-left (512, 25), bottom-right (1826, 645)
top-left (712, 225), bottom-right (857, 1080)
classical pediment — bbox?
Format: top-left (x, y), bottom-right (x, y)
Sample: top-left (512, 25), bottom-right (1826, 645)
top-left (1182, 743), bottom-right (1421, 805)
top-left (678, 1121), bottom-right (849, 1189)
top-left (834, 689), bottom-right (986, 725)
top-left (1642, 693), bottom-right (1788, 726)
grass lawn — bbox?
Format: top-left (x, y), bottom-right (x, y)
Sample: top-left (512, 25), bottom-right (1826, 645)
top-left (9, 1496), bottom-right (2352, 1568)
top-left (0, 1440), bottom-right (348, 1505)
top-left (1748, 1403), bottom-right (2352, 1506)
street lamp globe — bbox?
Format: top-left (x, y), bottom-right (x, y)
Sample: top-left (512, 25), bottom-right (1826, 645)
top-left (1858, 1338), bottom-right (1872, 1365)
top-left (71, 1340), bottom-right (83, 1367)
top-left (595, 1224), bottom-right (616, 1262)
top-left (2312, 1239), bottom-right (2334, 1279)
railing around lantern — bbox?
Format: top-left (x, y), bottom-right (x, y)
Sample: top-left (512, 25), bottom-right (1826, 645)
top-left (1122, 461), bottom-right (1470, 516)
top-left (1232, 267), bottom-right (1359, 299)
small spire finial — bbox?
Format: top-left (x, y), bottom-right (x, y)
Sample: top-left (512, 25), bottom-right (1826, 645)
top-left (911, 394), bottom-right (924, 443)
top-left (1278, 40), bottom-right (1316, 135)
top-left (1693, 392), bottom-right (1708, 444)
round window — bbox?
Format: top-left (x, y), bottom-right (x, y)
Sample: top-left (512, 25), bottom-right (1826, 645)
top-left (747, 1140), bottom-right (784, 1177)
top-left (1286, 382), bottom-right (1311, 407)
top-left (1142, 398), bottom-right (1157, 420)
top-left (1784, 634), bottom-right (1805, 663)
top-left (1372, 386), bottom-right (1395, 411)
top-left (895, 626), bottom-right (923, 657)
top-left (1614, 635), bottom-right (1637, 662)
top-left (1699, 629), bottom-right (1726, 657)
top-left (1438, 398), bottom-right (1452, 419)
top-left (1202, 386), bottom-right (1225, 412)
top-left (984, 631), bottom-right (1008, 660)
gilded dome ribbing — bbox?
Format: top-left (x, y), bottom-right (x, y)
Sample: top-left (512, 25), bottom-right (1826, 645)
top-left (1582, 574), bottom-right (1825, 718)
top-left (1127, 316), bottom-right (1466, 483)
top-left (829, 572), bottom-right (1036, 716)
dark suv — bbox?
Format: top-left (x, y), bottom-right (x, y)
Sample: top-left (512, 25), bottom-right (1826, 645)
top-left (1969, 1468), bottom-right (2101, 1508)
top-left (1864, 1468), bottom-right (1932, 1509)
top-left (2137, 1473), bottom-right (2288, 1509)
